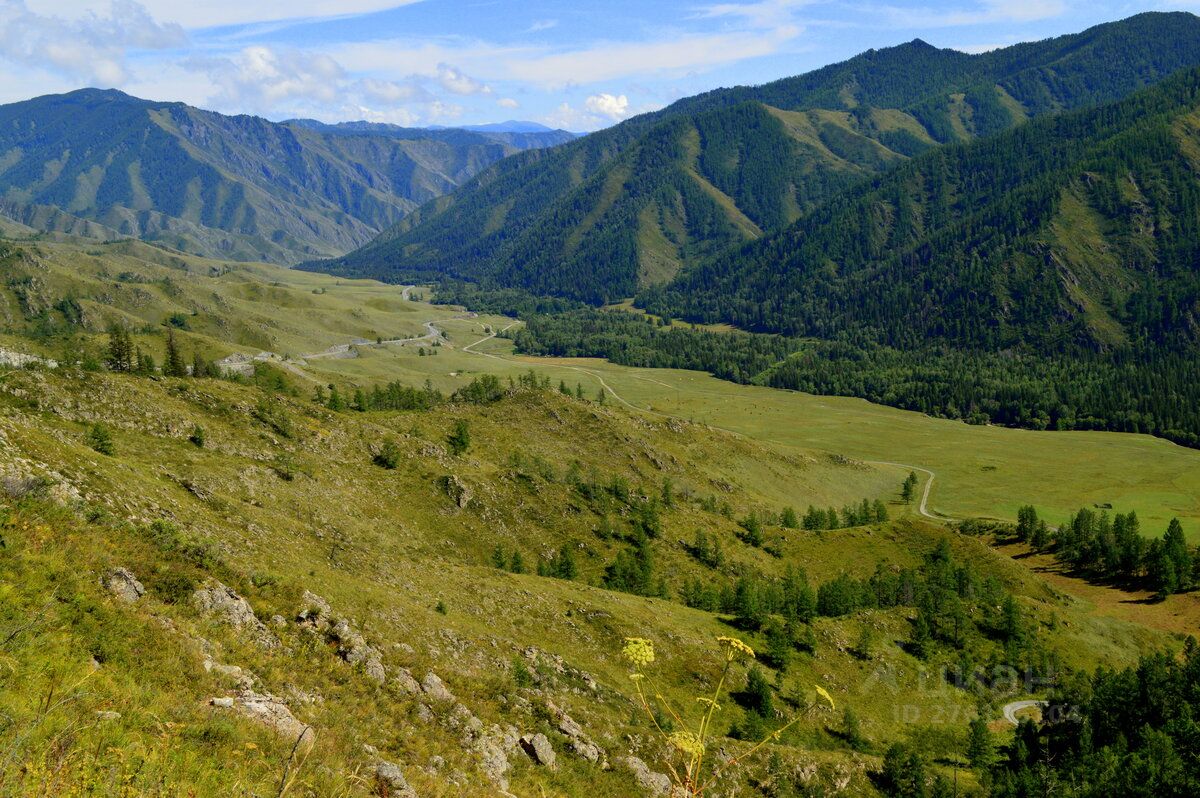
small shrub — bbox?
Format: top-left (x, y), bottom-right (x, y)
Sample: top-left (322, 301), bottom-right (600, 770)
top-left (512, 656), bottom-right (534, 688)
top-left (373, 439), bottom-right (401, 469)
top-left (87, 423), bottom-right (115, 455)
top-left (189, 424), bottom-right (206, 448)
top-left (447, 419), bottom-right (470, 456)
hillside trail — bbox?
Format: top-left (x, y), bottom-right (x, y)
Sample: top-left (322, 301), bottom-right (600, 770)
top-left (1002, 700), bottom-right (1048, 725)
top-left (460, 323), bottom-right (953, 522)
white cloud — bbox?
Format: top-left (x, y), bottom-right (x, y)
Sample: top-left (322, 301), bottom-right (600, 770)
top-left (359, 76), bottom-right (430, 104)
top-left (694, 0), bottom-right (813, 29)
top-left (867, 0), bottom-right (1067, 28)
top-left (585, 92), bottom-right (629, 120)
top-left (504, 27), bottom-right (800, 87)
top-left (0, 0), bottom-right (185, 85)
top-left (25, 0), bottom-right (425, 30)
top-left (435, 63), bottom-right (491, 95)
top-left (193, 45), bottom-right (344, 111)
top-left (497, 97), bottom-right (519, 109)
top-left (527, 19), bottom-right (558, 32)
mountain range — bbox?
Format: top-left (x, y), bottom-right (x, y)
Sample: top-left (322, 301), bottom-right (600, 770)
top-left (0, 89), bottom-right (569, 265)
top-left (310, 12), bottom-right (1200, 305)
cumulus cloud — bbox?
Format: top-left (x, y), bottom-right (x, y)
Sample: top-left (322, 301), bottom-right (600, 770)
top-left (192, 45), bottom-right (344, 111)
top-left (0, 0), bottom-right (185, 85)
top-left (584, 92), bottom-right (629, 120)
top-left (435, 62), bottom-right (491, 95)
top-left (497, 97), bottom-right (519, 109)
top-left (358, 76), bottom-right (430, 104)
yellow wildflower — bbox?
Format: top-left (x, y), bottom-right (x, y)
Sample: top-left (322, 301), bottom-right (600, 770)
top-left (668, 731), bottom-right (706, 757)
top-left (717, 636), bottom-right (755, 661)
top-left (622, 637), bottom-right (656, 668)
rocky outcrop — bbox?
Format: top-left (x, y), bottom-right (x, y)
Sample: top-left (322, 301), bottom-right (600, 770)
top-left (210, 689), bottom-right (310, 744)
top-left (546, 699), bottom-right (604, 764)
top-left (439, 474), bottom-right (471, 509)
top-left (296, 591), bottom-right (386, 683)
top-left (520, 733), bottom-right (556, 769)
top-left (421, 671), bottom-right (455, 703)
top-left (192, 581), bottom-right (277, 649)
top-left (101, 567), bottom-right (144, 603)
top-left (372, 759), bottom-right (417, 798)
top-left (622, 756), bottom-right (673, 796)
top-left (392, 668), bottom-right (422, 695)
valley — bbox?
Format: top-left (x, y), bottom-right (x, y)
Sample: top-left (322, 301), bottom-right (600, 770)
top-left (3, 9), bottom-right (1200, 797)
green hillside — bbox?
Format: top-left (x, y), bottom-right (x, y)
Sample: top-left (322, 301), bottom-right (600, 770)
top-left (0, 89), bottom-right (568, 265)
top-left (0, 323), bottom-right (1174, 798)
top-left (312, 12), bottom-right (1200, 303)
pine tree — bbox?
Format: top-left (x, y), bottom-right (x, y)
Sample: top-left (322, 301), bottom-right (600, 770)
top-left (163, 330), bottom-right (187, 377)
top-left (105, 322), bottom-right (134, 372)
top-left (87, 423), bottom-right (114, 456)
top-left (191, 350), bottom-right (210, 379)
top-left (966, 715), bottom-right (993, 770)
top-left (326, 385), bottom-right (346, 411)
top-left (447, 419), bottom-right (471, 455)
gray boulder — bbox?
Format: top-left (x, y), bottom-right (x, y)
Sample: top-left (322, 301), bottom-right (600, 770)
top-left (101, 568), bottom-right (144, 604)
top-left (622, 755), bottom-right (673, 796)
top-left (373, 759), bottom-right (417, 798)
top-left (520, 733), bottom-right (557, 769)
top-left (421, 671), bottom-right (455, 703)
top-left (192, 581), bottom-right (277, 649)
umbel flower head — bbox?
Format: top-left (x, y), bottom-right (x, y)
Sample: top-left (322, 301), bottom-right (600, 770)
top-left (622, 637), bottom-right (656, 668)
top-left (668, 731), bottom-right (706, 757)
top-left (717, 636), bottom-right (755, 662)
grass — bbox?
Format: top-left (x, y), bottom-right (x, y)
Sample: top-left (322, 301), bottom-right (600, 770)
top-left (7, 237), bottom-right (1197, 544)
top-left (0, 356), bottom-right (1176, 796)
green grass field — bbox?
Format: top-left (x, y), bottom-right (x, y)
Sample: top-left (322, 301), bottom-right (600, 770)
top-left (8, 239), bottom-right (1198, 541)
top-left (300, 315), bottom-right (1200, 543)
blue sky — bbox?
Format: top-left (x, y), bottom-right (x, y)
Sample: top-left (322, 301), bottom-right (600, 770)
top-left (2, 0), bottom-right (1196, 130)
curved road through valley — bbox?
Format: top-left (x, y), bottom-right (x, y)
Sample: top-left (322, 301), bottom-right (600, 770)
top-left (1002, 700), bottom-right (1047, 725)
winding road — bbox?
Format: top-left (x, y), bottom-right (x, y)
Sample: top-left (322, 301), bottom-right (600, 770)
top-left (1002, 700), bottom-right (1047, 725)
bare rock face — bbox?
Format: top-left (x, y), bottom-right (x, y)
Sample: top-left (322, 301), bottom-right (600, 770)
top-left (519, 733), bottom-right (557, 769)
top-left (210, 690), bottom-right (310, 745)
top-left (546, 699), bottom-right (604, 764)
top-left (101, 567), bottom-right (145, 604)
top-left (373, 759), bottom-right (417, 798)
top-left (440, 474), bottom-right (471, 508)
top-left (192, 581), bottom-right (277, 649)
top-left (622, 755), bottom-right (673, 796)
top-left (296, 589), bottom-right (332, 623)
top-left (392, 668), bottom-right (422, 695)
top-left (421, 671), bottom-right (456, 703)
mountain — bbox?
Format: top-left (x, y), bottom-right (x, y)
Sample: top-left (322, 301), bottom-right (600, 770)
top-left (287, 117), bottom-right (577, 149)
top-left (646, 63), bottom-right (1200, 354)
top-left (514, 65), bottom-right (1200, 446)
top-left (0, 89), bottom-right (565, 264)
top-left (455, 120), bottom-right (566, 134)
top-left (310, 12), bottom-right (1200, 304)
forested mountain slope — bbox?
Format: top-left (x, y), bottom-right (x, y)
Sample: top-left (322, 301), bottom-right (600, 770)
top-left (516, 67), bottom-right (1200, 445)
top-left (0, 89), bottom-right (564, 264)
top-left (312, 12), bottom-right (1200, 303)
top-left (645, 65), bottom-right (1200, 353)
